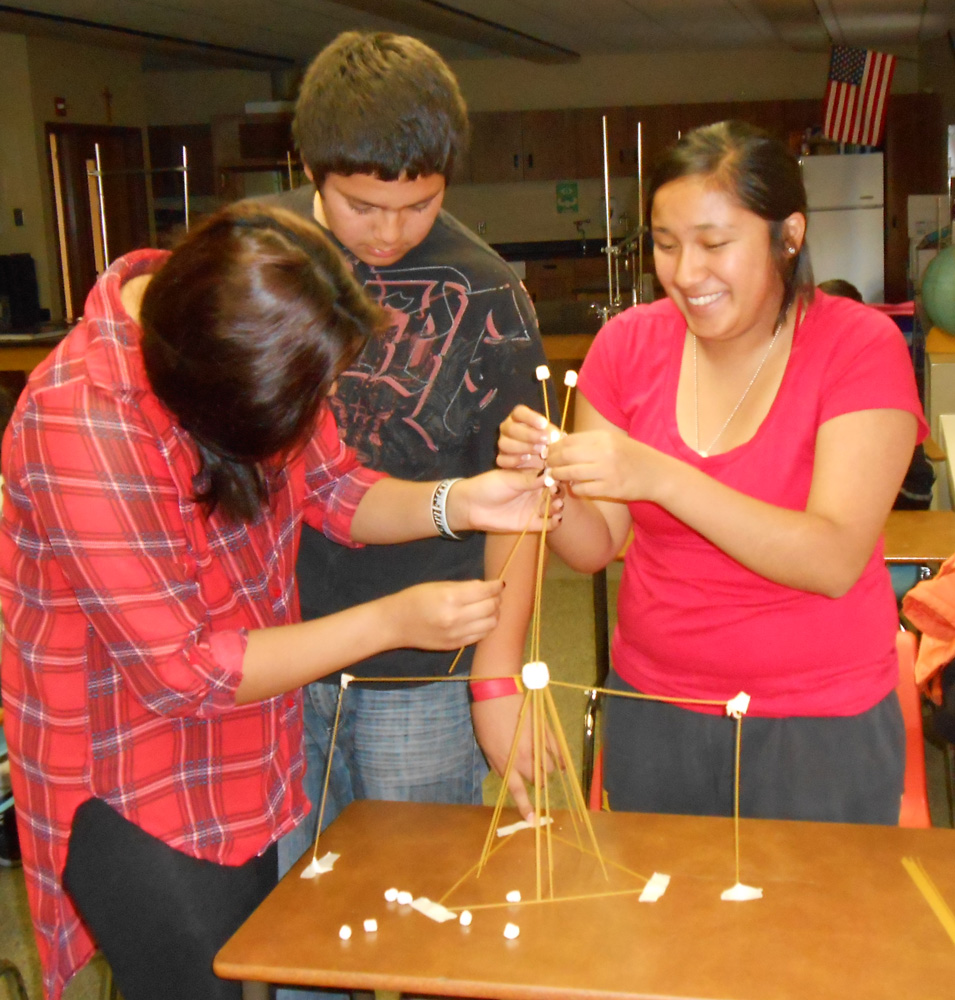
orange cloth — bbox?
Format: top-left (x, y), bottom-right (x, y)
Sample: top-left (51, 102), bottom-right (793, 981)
top-left (901, 554), bottom-right (955, 702)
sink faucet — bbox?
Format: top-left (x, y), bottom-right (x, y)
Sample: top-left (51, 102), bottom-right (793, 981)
top-left (574, 218), bottom-right (590, 253)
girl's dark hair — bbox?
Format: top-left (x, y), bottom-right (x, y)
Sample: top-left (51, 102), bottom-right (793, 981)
top-left (647, 120), bottom-right (814, 326)
top-left (294, 31), bottom-right (469, 186)
top-left (140, 203), bottom-right (384, 523)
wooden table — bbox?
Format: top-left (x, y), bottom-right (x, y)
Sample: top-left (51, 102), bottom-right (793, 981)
top-left (540, 333), bottom-right (595, 362)
top-left (216, 800), bottom-right (955, 1000)
top-left (883, 509), bottom-right (955, 567)
top-left (0, 332), bottom-right (66, 373)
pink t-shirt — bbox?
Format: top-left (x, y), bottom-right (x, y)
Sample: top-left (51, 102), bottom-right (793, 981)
top-left (578, 291), bottom-right (928, 717)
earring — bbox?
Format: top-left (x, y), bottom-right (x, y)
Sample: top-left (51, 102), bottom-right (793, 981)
top-left (787, 245), bottom-right (797, 255)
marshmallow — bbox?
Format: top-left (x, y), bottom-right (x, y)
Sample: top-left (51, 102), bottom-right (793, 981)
top-left (725, 692), bottom-right (751, 719)
top-left (521, 661), bottom-right (550, 690)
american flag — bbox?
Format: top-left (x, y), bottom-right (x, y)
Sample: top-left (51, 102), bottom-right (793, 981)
top-left (823, 45), bottom-right (897, 147)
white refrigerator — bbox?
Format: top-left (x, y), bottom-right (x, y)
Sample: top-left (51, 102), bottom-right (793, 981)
top-left (800, 153), bottom-right (885, 303)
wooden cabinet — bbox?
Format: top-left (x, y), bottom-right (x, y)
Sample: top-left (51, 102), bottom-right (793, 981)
top-left (574, 106), bottom-right (634, 178)
top-left (469, 110), bottom-right (576, 183)
top-left (524, 258), bottom-right (576, 300)
top-left (147, 124), bottom-right (214, 198)
top-left (522, 110), bottom-right (577, 181)
top-left (627, 104), bottom-right (681, 181)
top-left (523, 254), bottom-right (618, 304)
top-left (211, 112), bottom-right (302, 201)
top-left (468, 111), bottom-right (523, 183)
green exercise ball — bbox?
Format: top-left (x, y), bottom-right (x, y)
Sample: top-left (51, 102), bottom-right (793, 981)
top-left (922, 245), bottom-right (955, 335)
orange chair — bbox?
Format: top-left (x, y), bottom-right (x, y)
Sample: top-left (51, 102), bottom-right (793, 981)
top-left (587, 628), bottom-right (932, 827)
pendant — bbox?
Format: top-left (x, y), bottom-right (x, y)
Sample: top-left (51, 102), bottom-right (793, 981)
top-left (698, 450), bottom-right (708, 458)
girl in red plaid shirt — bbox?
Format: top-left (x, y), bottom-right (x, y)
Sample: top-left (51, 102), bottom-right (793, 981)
top-left (0, 204), bottom-right (554, 1000)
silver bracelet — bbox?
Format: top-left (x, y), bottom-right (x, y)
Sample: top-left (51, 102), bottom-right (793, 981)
top-left (431, 477), bottom-right (464, 541)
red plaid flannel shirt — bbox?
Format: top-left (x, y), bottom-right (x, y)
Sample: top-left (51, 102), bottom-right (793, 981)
top-left (0, 250), bottom-right (383, 999)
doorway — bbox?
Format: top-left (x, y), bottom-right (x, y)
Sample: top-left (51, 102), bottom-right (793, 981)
top-left (47, 123), bottom-right (152, 321)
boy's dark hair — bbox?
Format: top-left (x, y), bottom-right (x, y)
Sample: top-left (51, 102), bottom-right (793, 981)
top-left (140, 202), bottom-right (384, 523)
top-left (294, 31), bottom-right (469, 186)
top-left (648, 120), bottom-right (815, 328)
top-left (818, 278), bottom-right (864, 302)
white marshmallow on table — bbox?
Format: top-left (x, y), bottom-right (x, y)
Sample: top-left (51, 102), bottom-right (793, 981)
top-left (363, 918), bottom-right (378, 933)
top-left (339, 925), bottom-right (352, 940)
top-left (505, 889), bottom-right (522, 903)
top-left (384, 887), bottom-right (399, 902)
top-left (396, 890), bottom-right (413, 905)
top-left (503, 923), bottom-right (520, 939)
top-left (459, 910), bottom-right (473, 926)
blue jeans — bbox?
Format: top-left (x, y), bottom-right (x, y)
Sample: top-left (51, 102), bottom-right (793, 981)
top-left (275, 677), bottom-right (487, 1000)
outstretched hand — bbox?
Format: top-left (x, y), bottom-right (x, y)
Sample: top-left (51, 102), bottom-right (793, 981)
top-left (449, 468), bottom-right (561, 535)
top-left (471, 692), bottom-right (560, 823)
top-left (382, 579), bottom-right (505, 651)
top-left (547, 430), bottom-right (656, 503)
top-left (497, 405), bottom-right (557, 471)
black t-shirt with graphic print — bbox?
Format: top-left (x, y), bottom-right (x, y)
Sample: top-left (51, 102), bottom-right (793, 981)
top-left (269, 185), bottom-right (552, 682)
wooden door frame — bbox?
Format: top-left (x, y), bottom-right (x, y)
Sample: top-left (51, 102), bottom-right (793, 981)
top-left (46, 122), bottom-right (151, 321)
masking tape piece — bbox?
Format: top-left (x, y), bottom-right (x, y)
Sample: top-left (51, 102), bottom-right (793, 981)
top-left (720, 882), bottom-right (763, 901)
top-left (410, 896), bottom-right (458, 923)
top-left (497, 816), bottom-right (554, 838)
top-left (300, 851), bottom-right (340, 879)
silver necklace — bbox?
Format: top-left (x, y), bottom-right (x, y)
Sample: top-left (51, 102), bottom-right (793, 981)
top-left (693, 320), bottom-right (782, 458)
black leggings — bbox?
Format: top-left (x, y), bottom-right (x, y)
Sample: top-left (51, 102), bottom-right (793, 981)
top-left (64, 797), bottom-right (277, 1000)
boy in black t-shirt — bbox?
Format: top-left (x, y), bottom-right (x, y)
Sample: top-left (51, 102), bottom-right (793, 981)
top-left (270, 33), bottom-right (552, 895)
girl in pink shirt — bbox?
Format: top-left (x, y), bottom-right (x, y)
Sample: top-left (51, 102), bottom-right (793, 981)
top-left (501, 121), bottom-right (926, 824)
